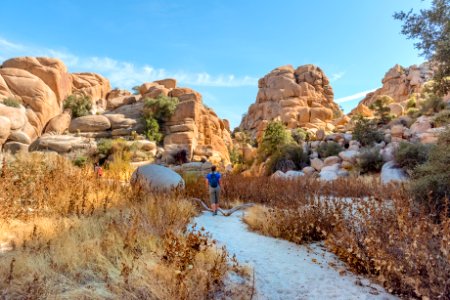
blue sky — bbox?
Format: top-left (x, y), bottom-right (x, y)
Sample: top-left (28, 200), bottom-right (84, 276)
top-left (0, 0), bottom-right (429, 128)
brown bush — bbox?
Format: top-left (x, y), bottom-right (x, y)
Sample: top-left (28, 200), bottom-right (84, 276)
top-left (0, 153), bottom-right (250, 299)
top-left (223, 174), bottom-right (449, 299)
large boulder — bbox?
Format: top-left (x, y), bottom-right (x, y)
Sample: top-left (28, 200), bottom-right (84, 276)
top-left (2, 57), bottom-right (72, 104)
top-left (131, 164), bottom-right (185, 191)
top-left (0, 116), bottom-right (11, 144)
top-left (240, 64), bottom-right (340, 138)
top-left (45, 111), bottom-right (71, 134)
top-left (69, 115), bottom-right (111, 132)
top-left (31, 134), bottom-right (94, 153)
top-left (0, 68), bottom-right (60, 135)
top-left (319, 163), bottom-right (340, 181)
top-left (381, 161), bottom-right (408, 185)
top-left (71, 72), bottom-right (111, 102)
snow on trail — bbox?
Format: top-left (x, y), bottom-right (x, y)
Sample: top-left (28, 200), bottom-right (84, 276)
top-left (194, 211), bottom-right (397, 300)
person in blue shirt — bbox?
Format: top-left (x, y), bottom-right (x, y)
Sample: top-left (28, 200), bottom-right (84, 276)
top-left (205, 165), bottom-right (221, 215)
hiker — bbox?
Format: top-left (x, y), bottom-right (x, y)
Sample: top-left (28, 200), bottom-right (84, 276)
top-left (94, 162), bottom-right (103, 177)
top-left (206, 165), bottom-right (221, 215)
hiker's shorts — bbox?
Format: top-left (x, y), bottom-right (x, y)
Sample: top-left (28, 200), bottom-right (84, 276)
top-left (209, 186), bottom-right (220, 204)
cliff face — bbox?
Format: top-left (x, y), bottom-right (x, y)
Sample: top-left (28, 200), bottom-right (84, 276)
top-left (240, 64), bottom-right (341, 138)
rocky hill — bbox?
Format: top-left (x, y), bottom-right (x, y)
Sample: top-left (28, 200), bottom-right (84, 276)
top-left (351, 63), bottom-right (436, 117)
top-left (0, 56), bottom-right (232, 165)
top-left (240, 64), bottom-right (341, 139)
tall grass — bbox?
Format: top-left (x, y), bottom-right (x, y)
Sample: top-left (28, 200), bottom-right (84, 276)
top-left (0, 153), bottom-right (250, 299)
top-left (221, 175), bottom-right (449, 299)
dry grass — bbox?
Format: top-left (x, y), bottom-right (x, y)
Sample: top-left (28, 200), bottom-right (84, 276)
top-left (0, 153), bottom-right (250, 299)
top-left (229, 175), bottom-right (449, 299)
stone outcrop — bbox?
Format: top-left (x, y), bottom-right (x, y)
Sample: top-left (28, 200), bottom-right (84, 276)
top-left (351, 63), bottom-right (434, 117)
top-left (136, 80), bottom-right (233, 164)
top-left (69, 115), bottom-right (111, 133)
top-left (131, 164), bottom-right (185, 191)
top-left (240, 64), bottom-right (340, 138)
top-left (0, 56), bottom-right (111, 150)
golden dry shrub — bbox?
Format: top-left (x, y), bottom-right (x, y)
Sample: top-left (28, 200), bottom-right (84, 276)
top-left (0, 153), bottom-right (249, 299)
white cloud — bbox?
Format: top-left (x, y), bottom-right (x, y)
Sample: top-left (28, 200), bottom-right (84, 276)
top-left (0, 36), bottom-right (258, 89)
top-left (331, 72), bottom-right (345, 82)
top-left (335, 89), bottom-right (376, 103)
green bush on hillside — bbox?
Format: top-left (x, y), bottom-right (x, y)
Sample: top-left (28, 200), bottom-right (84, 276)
top-left (2, 97), bottom-right (22, 108)
top-left (317, 142), bottom-right (343, 159)
top-left (395, 142), bottom-right (433, 176)
top-left (291, 128), bottom-right (309, 144)
top-left (64, 94), bottom-right (92, 118)
top-left (352, 116), bottom-right (384, 146)
top-left (266, 144), bottom-right (309, 175)
top-left (370, 95), bottom-right (394, 125)
top-left (432, 109), bottom-right (450, 127)
top-left (258, 121), bottom-right (293, 160)
top-left (357, 147), bottom-right (383, 174)
top-left (411, 127), bottom-right (450, 215)
top-left (142, 94), bottom-right (179, 144)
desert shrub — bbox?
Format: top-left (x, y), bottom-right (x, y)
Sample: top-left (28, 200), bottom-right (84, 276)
top-left (411, 127), bottom-right (450, 215)
top-left (291, 128), bottom-right (309, 143)
top-left (72, 155), bottom-right (88, 167)
top-left (229, 148), bottom-right (244, 165)
top-left (258, 121), bottom-right (292, 160)
top-left (406, 95), bottom-right (417, 109)
top-left (265, 144), bottom-right (309, 175)
top-left (370, 95), bottom-right (394, 124)
top-left (142, 94), bottom-right (179, 143)
top-left (97, 138), bottom-right (114, 157)
top-left (143, 94), bottom-right (179, 122)
top-left (144, 116), bottom-right (163, 142)
top-left (2, 97), bottom-right (21, 108)
top-left (0, 153), bottom-right (246, 299)
top-left (395, 142), bottom-right (433, 175)
top-left (223, 174), bottom-right (449, 299)
top-left (432, 109), bottom-right (450, 127)
top-left (317, 141), bottom-right (343, 158)
top-left (419, 92), bottom-right (446, 115)
top-left (352, 116), bottom-right (384, 146)
top-left (63, 94), bottom-right (92, 118)
top-left (357, 147), bottom-right (383, 174)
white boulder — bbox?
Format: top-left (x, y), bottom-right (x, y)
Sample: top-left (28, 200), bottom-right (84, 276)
top-left (381, 161), bottom-right (408, 185)
top-left (131, 164), bottom-right (185, 191)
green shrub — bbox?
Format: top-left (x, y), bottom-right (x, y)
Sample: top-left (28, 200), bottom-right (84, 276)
top-left (143, 94), bottom-right (179, 122)
top-left (63, 94), bottom-right (92, 118)
top-left (2, 97), bottom-right (21, 108)
top-left (73, 156), bottom-right (88, 167)
top-left (432, 109), bottom-right (450, 127)
top-left (142, 94), bottom-right (179, 144)
top-left (97, 139), bottom-right (114, 157)
top-left (229, 148), bottom-right (244, 165)
top-left (291, 128), bottom-right (309, 144)
top-left (258, 121), bottom-right (293, 160)
top-left (357, 147), bottom-right (383, 174)
top-left (395, 142), bottom-right (433, 175)
top-left (411, 127), bottom-right (450, 215)
top-left (419, 93), bottom-right (445, 115)
top-left (352, 116), bottom-right (384, 146)
top-left (369, 96), bottom-right (394, 125)
top-left (317, 142), bottom-right (343, 158)
top-left (266, 144), bottom-right (309, 175)
top-left (406, 96), bottom-right (417, 109)
top-left (145, 117), bottom-right (163, 142)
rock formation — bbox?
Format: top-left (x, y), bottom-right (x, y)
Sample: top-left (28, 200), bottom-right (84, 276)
top-left (0, 56), bottom-right (111, 151)
top-left (240, 64), bottom-right (341, 138)
top-left (351, 63), bottom-right (434, 116)
top-left (136, 81), bottom-right (233, 164)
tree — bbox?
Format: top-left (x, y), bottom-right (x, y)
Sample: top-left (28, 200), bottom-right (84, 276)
top-left (352, 115), bottom-right (384, 146)
top-left (141, 94), bottom-right (179, 143)
top-left (394, 0), bottom-right (450, 95)
top-left (370, 96), bottom-right (394, 125)
top-left (63, 94), bottom-right (92, 118)
top-left (258, 121), bottom-right (292, 159)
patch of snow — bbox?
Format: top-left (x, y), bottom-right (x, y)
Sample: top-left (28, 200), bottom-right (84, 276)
top-left (194, 211), bottom-right (396, 300)
top-left (381, 161), bottom-right (408, 185)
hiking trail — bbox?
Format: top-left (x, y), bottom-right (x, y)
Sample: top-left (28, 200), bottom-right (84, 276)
top-left (194, 211), bottom-right (396, 300)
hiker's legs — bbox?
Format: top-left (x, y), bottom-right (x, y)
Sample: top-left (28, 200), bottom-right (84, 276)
top-left (209, 187), bottom-right (220, 214)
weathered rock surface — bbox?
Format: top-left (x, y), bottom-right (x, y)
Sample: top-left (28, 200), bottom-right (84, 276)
top-left (45, 112), bottom-right (71, 134)
top-left (381, 161), bottom-right (408, 185)
top-left (69, 115), bottom-right (111, 132)
top-left (31, 134), bottom-right (95, 153)
top-left (3, 141), bottom-right (29, 154)
top-left (240, 65), bottom-right (340, 138)
top-left (71, 72), bottom-right (111, 103)
top-left (131, 164), bottom-right (185, 191)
